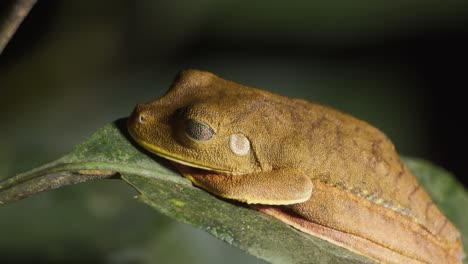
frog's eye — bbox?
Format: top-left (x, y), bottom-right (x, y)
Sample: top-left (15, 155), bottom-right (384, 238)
top-left (184, 119), bottom-right (215, 141)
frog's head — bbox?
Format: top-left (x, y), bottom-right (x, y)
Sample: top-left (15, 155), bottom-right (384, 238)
top-left (128, 69), bottom-right (292, 175)
top-left (128, 69), bottom-right (313, 204)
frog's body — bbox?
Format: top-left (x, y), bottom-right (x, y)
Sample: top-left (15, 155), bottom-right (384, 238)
top-left (127, 69), bottom-right (464, 264)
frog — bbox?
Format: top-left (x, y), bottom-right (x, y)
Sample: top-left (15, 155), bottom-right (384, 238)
top-left (127, 69), bottom-right (464, 264)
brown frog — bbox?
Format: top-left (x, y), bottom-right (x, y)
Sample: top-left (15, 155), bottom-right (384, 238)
top-left (127, 69), bottom-right (464, 264)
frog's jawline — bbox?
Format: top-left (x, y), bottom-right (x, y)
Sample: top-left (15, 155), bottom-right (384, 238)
top-left (129, 129), bottom-right (235, 174)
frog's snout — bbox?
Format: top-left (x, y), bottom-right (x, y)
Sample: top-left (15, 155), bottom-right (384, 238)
top-left (128, 104), bottom-right (149, 132)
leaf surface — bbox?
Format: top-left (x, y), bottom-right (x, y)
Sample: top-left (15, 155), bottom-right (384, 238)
top-left (1, 120), bottom-right (466, 263)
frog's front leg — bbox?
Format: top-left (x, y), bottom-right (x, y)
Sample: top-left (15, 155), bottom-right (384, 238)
top-left (173, 164), bottom-right (313, 205)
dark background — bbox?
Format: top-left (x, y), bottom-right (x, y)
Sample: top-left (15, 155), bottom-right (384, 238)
top-left (0, 1), bottom-right (467, 263)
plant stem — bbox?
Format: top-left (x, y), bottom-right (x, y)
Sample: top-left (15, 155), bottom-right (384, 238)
top-left (0, 160), bottom-right (117, 205)
top-left (0, 0), bottom-right (37, 55)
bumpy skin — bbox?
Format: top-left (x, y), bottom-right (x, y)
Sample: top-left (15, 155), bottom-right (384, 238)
top-left (127, 69), bottom-right (464, 264)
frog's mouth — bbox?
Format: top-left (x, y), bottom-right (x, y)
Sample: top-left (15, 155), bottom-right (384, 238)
top-left (128, 129), bottom-right (235, 175)
top-left (147, 144), bottom-right (234, 175)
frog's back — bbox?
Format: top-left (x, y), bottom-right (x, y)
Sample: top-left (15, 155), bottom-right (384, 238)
top-left (285, 98), bottom-right (463, 263)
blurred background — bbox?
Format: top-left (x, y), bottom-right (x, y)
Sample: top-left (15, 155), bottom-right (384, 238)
top-left (0, 0), bottom-right (467, 263)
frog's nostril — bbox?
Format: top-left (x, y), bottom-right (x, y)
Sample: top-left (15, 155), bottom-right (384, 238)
top-left (138, 114), bottom-right (146, 124)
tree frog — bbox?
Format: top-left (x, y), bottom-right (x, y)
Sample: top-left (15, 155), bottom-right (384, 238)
top-left (127, 69), bottom-right (464, 264)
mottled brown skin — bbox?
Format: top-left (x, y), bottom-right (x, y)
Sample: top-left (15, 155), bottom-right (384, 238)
top-left (127, 69), bottom-right (464, 264)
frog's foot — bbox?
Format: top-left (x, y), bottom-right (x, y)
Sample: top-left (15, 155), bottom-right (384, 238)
top-left (172, 163), bottom-right (312, 205)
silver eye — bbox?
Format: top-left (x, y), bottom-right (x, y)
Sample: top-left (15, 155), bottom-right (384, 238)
top-left (184, 119), bottom-right (215, 141)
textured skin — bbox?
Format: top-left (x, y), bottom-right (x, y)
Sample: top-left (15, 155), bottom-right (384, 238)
top-left (127, 69), bottom-right (463, 263)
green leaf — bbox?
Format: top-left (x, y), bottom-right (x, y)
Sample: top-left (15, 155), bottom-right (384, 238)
top-left (1, 120), bottom-right (466, 264)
